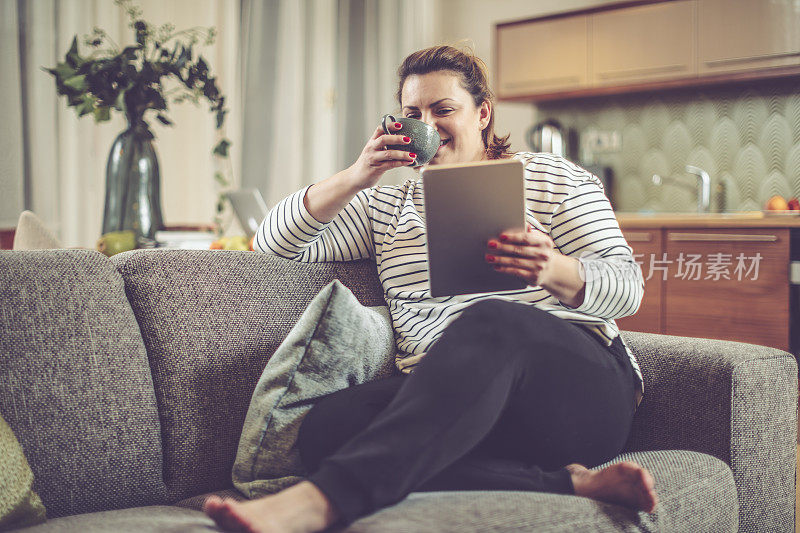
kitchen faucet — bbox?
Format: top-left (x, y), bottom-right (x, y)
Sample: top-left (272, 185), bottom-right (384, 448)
top-left (652, 165), bottom-right (711, 213)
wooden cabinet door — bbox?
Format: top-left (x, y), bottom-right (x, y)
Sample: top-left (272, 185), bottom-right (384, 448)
top-left (698, 0), bottom-right (800, 75)
top-left (663, 228), bottom-right (791, 351)
top-left (591, 0), bottom-right (696, 86)
top-left (495, 15), bottom-right (588, 98)
top-left (616, 229), bottom-right (663, 334)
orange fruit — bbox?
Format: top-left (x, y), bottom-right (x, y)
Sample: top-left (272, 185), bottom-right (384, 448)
top-left (766, 195), bottom-right (789, 211)
top-left (209, 240), bottom-right (223, 250)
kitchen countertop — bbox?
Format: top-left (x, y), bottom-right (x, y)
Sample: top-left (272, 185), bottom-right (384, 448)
top-left (616, 211), bottom-right (800, 228)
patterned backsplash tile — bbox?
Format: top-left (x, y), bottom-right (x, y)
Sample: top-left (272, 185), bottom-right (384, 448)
top-left (536, 78), bottom-right (800, 213)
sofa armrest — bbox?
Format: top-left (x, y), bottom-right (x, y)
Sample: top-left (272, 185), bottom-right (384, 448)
top-left (620, 330), bottom-right (797, 532)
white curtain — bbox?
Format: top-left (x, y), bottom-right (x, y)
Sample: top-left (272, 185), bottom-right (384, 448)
top-left (2, 0), bottom-right (240, 247)
top-left (0, 0), bottom-right (25, 228)
top-left (2, 0), bottom-right (440, 245)
top-left (240, 0), bottom-right (440, 207)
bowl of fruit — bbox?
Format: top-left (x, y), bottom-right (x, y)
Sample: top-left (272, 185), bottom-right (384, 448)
top-left (209, 235), bottom-right (256, 251)
top-left (763, 195), bottom-right (800, 216)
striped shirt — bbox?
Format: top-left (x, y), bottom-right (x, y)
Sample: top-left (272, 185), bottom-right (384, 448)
top-left (255, 152), bottom-right (645, 396)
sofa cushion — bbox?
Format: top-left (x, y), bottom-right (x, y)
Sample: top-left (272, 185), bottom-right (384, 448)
top-left (12, 211), bottom-right (62, 250)
top-left (13, 506), bottom-right (214, 532)
top-left (112, 250), bottom-right (386, 501)
top-left (233, 280), bottom-right (398, 498)
top-left (343, 450), bottom-right (736, 532)
top-left (174, 489), bottom-right (245, 510)
top-left (0, 250), bottom-right (167, 518)
top-left (178, 450), bottom-right (736, 532)
top-left (0, 412), bottom-right (46, 529)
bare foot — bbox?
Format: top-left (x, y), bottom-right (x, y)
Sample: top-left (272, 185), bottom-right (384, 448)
top-left (203, 481), bottom-right (340, 533)
top-left (567, 461), bottom-right (658, 513)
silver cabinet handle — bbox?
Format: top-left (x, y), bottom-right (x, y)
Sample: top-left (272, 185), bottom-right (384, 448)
top-left (597, 64), bottom-right (687, 79)
top-left (705, 50), bottom-right (800, 67)
top-left (624, 232), bottom-right (654, 242)
top-left (504, 76), bottom-right (581, 89)
top-left (668, 233), bottom-right (778, 242)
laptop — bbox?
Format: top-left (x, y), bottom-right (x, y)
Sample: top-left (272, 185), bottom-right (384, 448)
top-left (422, 159), bottom-right (529, 297)
top-left (226, 189), bottom-right (269, 238)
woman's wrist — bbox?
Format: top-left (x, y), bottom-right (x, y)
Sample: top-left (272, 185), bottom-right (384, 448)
top-left (541, 254), bottom-right (586, 308)
top-left (335, 167), bottom-right (364, 195)
top-left (304, 168), bottom-right (365, 223)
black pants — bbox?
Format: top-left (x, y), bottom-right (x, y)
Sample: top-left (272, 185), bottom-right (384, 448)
top-left (298, 299), bottom-right (638, 524)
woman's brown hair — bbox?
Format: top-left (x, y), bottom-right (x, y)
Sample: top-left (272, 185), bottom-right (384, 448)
top-left (396, 45), bottom-right (512, 160)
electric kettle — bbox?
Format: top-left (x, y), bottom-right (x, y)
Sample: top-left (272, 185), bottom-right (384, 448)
top-left (527, 120), bottom-right (569, 157)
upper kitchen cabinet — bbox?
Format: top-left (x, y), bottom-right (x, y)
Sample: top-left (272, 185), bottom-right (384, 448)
top-left (496, 15), bottom-right (588, 99)
top-left (698, 0), bottom-right (800, 76)
top-left (592, 0), bottom-right (696, 86)
top-left (496, 0), bottom-right (800, 102)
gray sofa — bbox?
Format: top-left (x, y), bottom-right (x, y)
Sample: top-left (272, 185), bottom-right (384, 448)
top-left (0, 248), bottom-right (796, 532)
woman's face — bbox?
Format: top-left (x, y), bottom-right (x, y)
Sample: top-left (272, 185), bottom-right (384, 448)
top-left (400, 71), bottom-right (490, 165)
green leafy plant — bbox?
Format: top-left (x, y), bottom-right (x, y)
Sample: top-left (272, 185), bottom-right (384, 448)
top-left (45, 0), bottom-right (233, 234)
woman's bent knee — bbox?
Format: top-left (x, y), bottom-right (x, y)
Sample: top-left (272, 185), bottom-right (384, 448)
top-left (297, 377), bottom-right (404, 471)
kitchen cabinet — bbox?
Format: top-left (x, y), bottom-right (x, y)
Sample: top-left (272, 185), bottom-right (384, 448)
top-left (663, 228), bottom-right (791, 351)
top-left (496, 0), bottom-right (800, 102)
top-left (698, 0), bottom-right (800, 76)
top-left (615, 220), bottom-right (797, 355)
top-left (616, 229), bottom-right (664, 334)
top-left (592, 1), bottom-right (696, 86)
top-left (495, 15), bottom-right (588, 97)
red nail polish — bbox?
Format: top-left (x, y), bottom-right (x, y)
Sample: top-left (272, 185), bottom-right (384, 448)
top-left (394, 122), bottom-right (402, 128)
top-left (488, 241), bottom-right (497, 249)
top-left (499, 235), bottom-right (509, 242)
top-left (485, 254), bottom-right (495, 262)
top-left (410, 153), bottom-right (417, 158)
top-left (403, 137), bottom-right (411, 143)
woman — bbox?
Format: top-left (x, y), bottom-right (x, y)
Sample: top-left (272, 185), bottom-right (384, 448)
top-left (205, 45), bottom-right (656, 533)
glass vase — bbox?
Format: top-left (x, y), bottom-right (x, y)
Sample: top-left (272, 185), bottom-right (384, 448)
top-left (102, 115), bottom-right (164, 243)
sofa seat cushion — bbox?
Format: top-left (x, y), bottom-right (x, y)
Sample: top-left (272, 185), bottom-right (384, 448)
top-left (340, 450), bottom-right (737, 532)
top-left (340, 450), bottom-right (732, 532)
top-left (13, 506), bottom-right (214, 532)
top-left (174, 489), bottom-right (246, 510)
top-left (177, 450), bottom-right (736, 532)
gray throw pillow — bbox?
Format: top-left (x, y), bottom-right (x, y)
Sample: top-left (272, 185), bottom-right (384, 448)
top-left (233, 279), bottom-right (398, 498)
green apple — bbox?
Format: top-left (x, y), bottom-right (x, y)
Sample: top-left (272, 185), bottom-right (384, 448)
top-left (222, 235), bottom-right (249, 251)
top-left (96, 230), bottom-right (137, 256)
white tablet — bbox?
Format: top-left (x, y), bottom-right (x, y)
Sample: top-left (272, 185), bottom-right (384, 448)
top-left (422, 159), bottom-right (529, 297)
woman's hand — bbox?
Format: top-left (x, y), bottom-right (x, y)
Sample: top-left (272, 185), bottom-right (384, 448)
top-left (304, 123), bottom-right (417, 224)
top-left (486, 225), bottom-right (586, 307)
top-left (486, 225), bottom-right (557, 286)
top-left (346, 122), bottom-right (417, 190)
